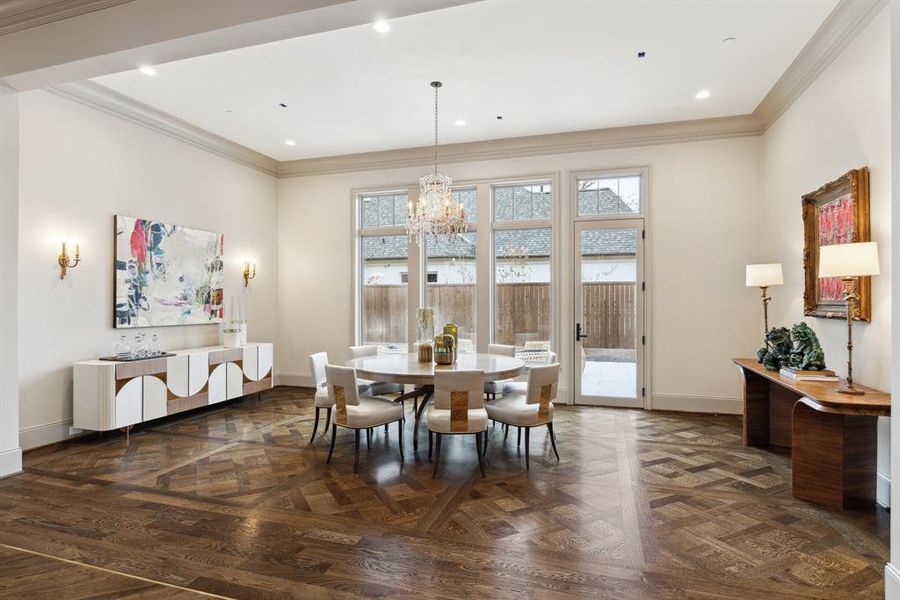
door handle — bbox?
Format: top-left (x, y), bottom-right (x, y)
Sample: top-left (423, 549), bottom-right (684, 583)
top-left (576, 323), bottom-right (588, 341)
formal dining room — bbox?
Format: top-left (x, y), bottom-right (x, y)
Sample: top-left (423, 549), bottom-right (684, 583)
top-left (0, 0), bottom-right (898, 598)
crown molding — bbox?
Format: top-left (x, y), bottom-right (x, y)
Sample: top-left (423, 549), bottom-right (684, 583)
top-left (47, 81), bottom-right (278, 176)
top-left (753, 0), bottom-right (889, 131)
top-left (277, 114), bottom-right (762, 178)
top-left (0, 0), bottom-right (134, 36)
top-left (39, 0), bottom-right (881, 180)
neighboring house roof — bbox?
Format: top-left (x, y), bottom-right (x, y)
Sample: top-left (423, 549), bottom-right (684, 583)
top-left (363, 188), bottom-right (637, 260)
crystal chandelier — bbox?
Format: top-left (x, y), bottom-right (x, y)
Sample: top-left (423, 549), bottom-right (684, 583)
top-left (406, 81), bottom-right (468, 245)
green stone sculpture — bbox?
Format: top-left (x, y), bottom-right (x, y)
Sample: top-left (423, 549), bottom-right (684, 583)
top-left (788, 322), bottom-right (826, 371)
top-left (757, 322), bottom-right (827, 371)
top-left (757, 327), bottom-right (792, 371)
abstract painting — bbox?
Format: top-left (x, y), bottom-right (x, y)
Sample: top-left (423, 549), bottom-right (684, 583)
top-left (115, 215), bottom-right (224, 328)
top-left (802, 167), bottom-right (870, 321)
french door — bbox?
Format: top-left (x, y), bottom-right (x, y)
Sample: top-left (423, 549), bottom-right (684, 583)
top-left (573, 219), bottom-right (645, 407)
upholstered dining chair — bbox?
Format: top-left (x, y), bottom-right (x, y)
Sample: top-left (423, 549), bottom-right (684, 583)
top-left (428, 369), bottom-right (488, 479)
top-left (485, 363), bottom-right (560, 470)
top-left (308, 352), bottom-right (375, 441)
top-left (324, 364), bottom-right (404, 472)
top-left (349, 345), bottom-right (404, 396)
top-left (484, 343), bottom-right (516, 400)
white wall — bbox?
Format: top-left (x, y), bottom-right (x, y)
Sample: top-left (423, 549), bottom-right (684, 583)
top-left (761, 10), bottom-right (891, 506)
top-left (277, 135), bottom-right (763, 410)
top-left (17, 90), bottom-right (278, 449)
top-left (0, 84), bottom-right (21, 476)
top-left (888, 1), bottom-right (900, 596)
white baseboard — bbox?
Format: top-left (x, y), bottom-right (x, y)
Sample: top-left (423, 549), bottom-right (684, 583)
top-left (877, 471), bottom-right (891, 508)
top-left (885, 562), bottom-right (900, 600)
top-left (650, 393), bottom-right (742, 415)
top-left (277, 372), bottom-right (314, 387)
top-left (19, 419), bottom-right (78, 451)
top-left (0, 446), bottom-right (22, 477)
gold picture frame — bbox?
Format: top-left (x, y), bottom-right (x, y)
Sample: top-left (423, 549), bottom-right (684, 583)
top-left (802, 167), bottom-right (870, 321)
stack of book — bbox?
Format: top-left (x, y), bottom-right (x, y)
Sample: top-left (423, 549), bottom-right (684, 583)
top-left (779, 366), bottom-right (839, 382)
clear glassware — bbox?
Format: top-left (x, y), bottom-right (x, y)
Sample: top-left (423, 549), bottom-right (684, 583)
top-left (150, 334), bottom-right (160, 355)
top-left (133, 334), bottom-right (146, 358)
top-left (114, 335), bottom-right (131, 360)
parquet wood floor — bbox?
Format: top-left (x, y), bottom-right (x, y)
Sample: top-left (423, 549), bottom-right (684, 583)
top-left (1, 386), bottom-right (888, 599)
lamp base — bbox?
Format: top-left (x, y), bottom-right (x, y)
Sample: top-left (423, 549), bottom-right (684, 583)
top-left (837, 386), bottom-right (864, 396)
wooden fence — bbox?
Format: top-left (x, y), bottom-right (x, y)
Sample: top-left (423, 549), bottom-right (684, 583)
top-left (362, 282), bottom-right (635, 349)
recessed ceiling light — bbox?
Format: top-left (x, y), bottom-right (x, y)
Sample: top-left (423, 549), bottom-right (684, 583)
top-left (373, 18), bottom-right (391, 33)
top-left (285, 139), bottom-right (296, 146)
top-left (454, 119), bottom-right (467, 127)
top-left (695, 89), bottom-right (711, 100)
top-left (138, 65), bottom-right (157, 76)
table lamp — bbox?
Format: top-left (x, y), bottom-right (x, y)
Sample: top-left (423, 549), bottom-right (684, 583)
top-left (818, 242), bottom-right (879, 395)
top-left (746, 263), bottom-right (783, 335)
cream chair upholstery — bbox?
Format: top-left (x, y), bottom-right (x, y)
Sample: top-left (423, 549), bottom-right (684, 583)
top-left (485, 363), bottom-right (561, 470)
top-left (324, 364), bottom-right (404, 472)
top-left (308, 352), bottom-right (372, 442)
top-left (428, 369), bottom-right (488, 478)
top-left (349, 345), bottom-right (404, 396)
top-left (484, 343), bottom-right (516, 400)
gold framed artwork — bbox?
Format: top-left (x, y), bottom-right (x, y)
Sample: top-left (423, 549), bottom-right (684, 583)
top-left (802, 167), bottom-right (870, 321)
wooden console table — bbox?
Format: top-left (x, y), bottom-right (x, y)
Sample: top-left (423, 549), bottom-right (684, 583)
top-left (733, 358), bottom-right (890, 509)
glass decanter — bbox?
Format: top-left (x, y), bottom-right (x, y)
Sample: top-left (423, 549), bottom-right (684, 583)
top-left (114, 335), bottom-right (131, 360)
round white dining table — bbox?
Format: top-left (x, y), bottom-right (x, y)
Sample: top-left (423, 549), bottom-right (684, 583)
top-left (345, 352), bottom-right (525, 451)
top-left (345, 352), bottom-right (525, 386)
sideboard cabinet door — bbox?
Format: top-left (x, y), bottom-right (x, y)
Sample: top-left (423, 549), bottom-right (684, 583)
top-left (115, 378), bottom-right (143, 428)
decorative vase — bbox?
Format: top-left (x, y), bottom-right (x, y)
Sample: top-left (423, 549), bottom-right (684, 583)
top-left (223, 330), bottom-right (241, 348)
top-left (443, 322), bottom-right (458, 344)
top-left (434, 333), bottom-right (456, 365)
top-left (417, 308), bottom-right (435, 343)
top-left (416, 341), bottom-right (434, 363)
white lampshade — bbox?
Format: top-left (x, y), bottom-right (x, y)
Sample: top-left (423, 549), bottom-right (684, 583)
top-left (746, 263), bottom-right (783, 287)
top-left (818, 242), bottom-right (880, 278)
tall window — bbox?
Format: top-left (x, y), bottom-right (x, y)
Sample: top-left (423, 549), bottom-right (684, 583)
top-left (492, 182), bottom-right (553, 348)
top-left (359, 192), bottom-right (409, 351)
top-left (425, 188), bottom-right (477, 352)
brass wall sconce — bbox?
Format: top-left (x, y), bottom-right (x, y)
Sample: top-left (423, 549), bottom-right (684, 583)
top-left (818, 242), bottom-right (879, 395)
top-left (243, 259), bottom-right (256, 287)
top-left (58, 241), bottom-right (81, 279)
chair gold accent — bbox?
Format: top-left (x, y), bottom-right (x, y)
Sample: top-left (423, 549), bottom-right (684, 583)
top-left (324, 364), bottom-right (404, 472)
top-left (428, 369), bottom-right (487, 478)
top-left (485, 363), bottom-right (560, 470)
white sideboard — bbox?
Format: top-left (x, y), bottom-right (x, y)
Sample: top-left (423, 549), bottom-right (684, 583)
top-left (74, 343), bottom-right (273, 432)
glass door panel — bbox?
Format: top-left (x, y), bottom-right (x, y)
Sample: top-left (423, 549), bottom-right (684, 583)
top-left (574, 220), bottom-right (643, 407)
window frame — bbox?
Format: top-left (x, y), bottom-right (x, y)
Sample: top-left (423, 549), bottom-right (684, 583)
top-left (353, 186), bottom-right (415, 350)
top-left (352, 174), bottom-right (559, 356)
top-left (571, 167), bottom-right (649, 222)
top-left (490, 177), bottom-right (557, 351)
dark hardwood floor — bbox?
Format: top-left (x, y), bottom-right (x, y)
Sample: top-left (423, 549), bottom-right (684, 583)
top-left (0, 386), bottom-right (888, 599)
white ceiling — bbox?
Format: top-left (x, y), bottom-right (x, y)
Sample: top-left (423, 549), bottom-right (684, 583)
top-left (93, 0), bottom-right (837, 161)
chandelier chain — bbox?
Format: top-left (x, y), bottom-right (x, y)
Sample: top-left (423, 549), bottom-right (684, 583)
top-left (433, 83), bottom-right (439, 174)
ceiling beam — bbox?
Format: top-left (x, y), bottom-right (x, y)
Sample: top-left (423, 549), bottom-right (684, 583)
top-left (0, 0), bottom-right (475, 90)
